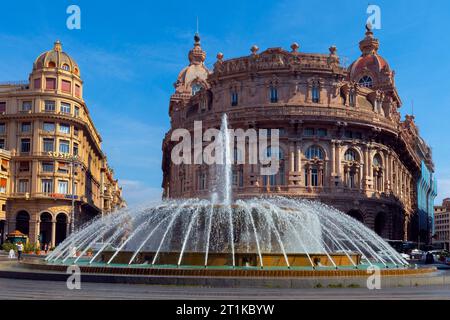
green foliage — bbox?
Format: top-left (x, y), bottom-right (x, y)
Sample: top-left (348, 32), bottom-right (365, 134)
top-left (23, 242), bottom-right (37, 253)
top-left (1, 242), bottom-right (16, 252)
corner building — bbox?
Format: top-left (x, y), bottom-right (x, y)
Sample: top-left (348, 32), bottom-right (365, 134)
top-left (0, 41), bottom-right (125, 247)
top-left (162, 26), bottom-right (437, 242)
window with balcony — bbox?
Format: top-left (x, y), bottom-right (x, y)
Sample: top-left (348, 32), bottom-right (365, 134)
top-left (18, 179), bottom-right (28, 193)
top-left (19, 161), bottom-right (29, 172)
top-left (59, 140), bottom-right (70, 154)
top-left (43, 138), bottom-right (54, 152)
top-left (21, 122), bottom-right (31, 133)
top-left (0, 123), bottom-right (5, 134)
top-left (41, 179), bottom-right (53, 194)
top-left (44, 101), bottom-right (55, 113)
top-left (20, 139), bottom-right (31, 153)
top-left (58, 180), bottom-right (69, 194)
top-left (0, 102), bottom-right (5, 113)
top-left (61, 80), bottom-right (71, 93)
top-left (43, 122), bottom-right (55, 132)
top-left (59, 124), bottom-right (70, 134)
top-left (60, 103), bottom-right (71, 114)
top-left (62, 64), bottom-right (70, 71)
top-left (45, 77), bottom-right (56, 90)
top-left (22, 101), bottom-right (32, 112)
top-left (42, 162), bottom-right (54, 173)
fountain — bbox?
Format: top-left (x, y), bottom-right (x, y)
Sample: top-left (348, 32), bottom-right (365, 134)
top-left (45, 114), bottom-right (409, 271)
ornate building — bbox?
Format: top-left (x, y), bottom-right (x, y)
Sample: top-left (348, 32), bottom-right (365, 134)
top-left (162, 26), bottom-right (437, 242)
top-left (434, 199), bottom-right (450, 250)
top-left (0, 41), bottom-right (125, 247)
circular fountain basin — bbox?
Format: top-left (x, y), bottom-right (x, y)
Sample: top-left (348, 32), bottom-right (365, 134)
top-left (45, 197), bottom-right (409, 271)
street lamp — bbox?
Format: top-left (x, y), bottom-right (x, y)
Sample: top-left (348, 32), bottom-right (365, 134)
top-left (69, 155), bottom-right (80, 235)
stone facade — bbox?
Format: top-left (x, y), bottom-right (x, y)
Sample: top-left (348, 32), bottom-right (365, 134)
top-left (0, 41), bottom-right (125, 247)
top-left (434, 199), bottom-right (450, 250)
top-left (162, 26), bottom-right (435, 242)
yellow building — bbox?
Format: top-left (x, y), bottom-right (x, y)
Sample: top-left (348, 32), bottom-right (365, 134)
top-left (0, 41), bottom-right (125, 247)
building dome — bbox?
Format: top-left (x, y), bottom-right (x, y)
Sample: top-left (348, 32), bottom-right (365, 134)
top-left (33, 40), bottom-right (80, 76)
top-left (349, 24), bottom-right (391, 85)
top-left (174, 34), bottom-right (209, 95)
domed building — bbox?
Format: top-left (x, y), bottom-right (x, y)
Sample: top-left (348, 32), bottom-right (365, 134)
top-left (0, 41), bottom-right (125, 247)
top-left (162, 26), bottom-right (437, 243)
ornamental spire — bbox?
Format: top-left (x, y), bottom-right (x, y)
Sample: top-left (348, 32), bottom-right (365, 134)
top-left (359, 23), bottom-right (379, 56)
top-left (188, 33), bottom-right (206, 65)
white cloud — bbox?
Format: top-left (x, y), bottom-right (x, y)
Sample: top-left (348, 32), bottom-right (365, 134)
top-left (120, 179), bottom-right (163, 206)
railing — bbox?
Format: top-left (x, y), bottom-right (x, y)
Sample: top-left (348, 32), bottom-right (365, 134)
top-left (0, 80), bottom-right (28, 86)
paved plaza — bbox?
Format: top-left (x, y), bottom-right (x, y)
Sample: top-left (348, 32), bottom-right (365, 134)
top-left (1, 276), bottom-right (450, 300)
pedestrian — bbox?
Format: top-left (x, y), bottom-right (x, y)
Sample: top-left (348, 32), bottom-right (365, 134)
top-left (44, 243), bottom-right (49, 254)
top-left (16, 242), bottom-right (24, 261)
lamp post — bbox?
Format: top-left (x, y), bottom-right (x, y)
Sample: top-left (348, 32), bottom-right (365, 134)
top-left (70, 155), bottom-right (79, 235)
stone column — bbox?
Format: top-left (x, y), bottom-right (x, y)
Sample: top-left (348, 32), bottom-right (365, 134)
top-left (51, 221), bottom-right (56, 248)
top-left (29, 217), bottom-right (39, 244)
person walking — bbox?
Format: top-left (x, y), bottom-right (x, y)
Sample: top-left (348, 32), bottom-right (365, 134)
top-left (16, 242), bottom-right (24, 261)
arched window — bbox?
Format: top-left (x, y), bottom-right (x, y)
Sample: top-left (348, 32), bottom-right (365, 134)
top-left (372, 154), bottom-right (383, 192)
top-left (305, 145), bottom-right (324, 160)
top-left (16, 211), bottom-right (30, 235)
top-left (312, 85), bottom-right (320, 103)
top-left (358, 75), bottom-right (373, 88)
top-left (47, 61), bottom-right (56, 68)
top-left (344, 149), bottom-right (360, 189)
top-left (304, 146), bottom-right (325, 187)
top-left (344, 149), bottom-right (358, 162)
top-left (262, 146), bottom-right (285, 187)
top-left (191, 83), bottom-right (202, 95)
top-left (61, 64), bottom-right (70, 71)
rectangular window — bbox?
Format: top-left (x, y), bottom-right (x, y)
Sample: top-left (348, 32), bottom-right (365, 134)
top-left (74, 106), bottom-right (80, 117)
top-left (45, 77), bottom-right (56, 90)
top-left (59, 124), bottom-right (70, 134)
top-left (58, 180), bottom-right (69, 194)
top-left (270, 87), bottom-right (278, 103)
top-left (73, 143), bottom-right (79, 156)
top-left (0, 178), bottom-right (6, 193)
top-left (59, 140), bottom-right (70, 154)
top-left (60, 102), bottom-right (71, 114)
top-left (44, 100), bottom-right (55, 112)
top-left (34, 78), bottom-right (41, 90)
top-left (61, 80), bottom-right (71, 93)
top-left (312, 86), bottom-right (320, 103)
top-left (21, 122), bottom-right (31, 133)
top-left (21, 138), bottom-right (31, 153)
top-left (74, 127), bottom-right (79, 136)
top-left (57, 162), bottom-right (69, 174)
top-left (42, 162), bottom-right (54, 173)
top-left (18, 179), bottom-right (28, 193)
top-left (317, 129), bottom-right (328, 137)
top-left (344, 130), bottom-right (353, 139)
top-left (0, 139), bottom-right (5, 149)
top-left (43, 122), bottom-right (55, 132)
top-left (311, 168), bottom-right (319, 187)
top-left (43, 138), bottom-right (55, 152)
top-left (19, 161), bottom-right (29, 172)
top-left (22, 101), bottom-right (32, 112)
top-left (0, 102), bottom-right (5, 113)
top-left (75, 84), bottom-right (81, 98)
top-left (0, 123), bottom-right (5, 134)
top-left (231, 92), bottom-right (238, 106)
top-left (304, 128), bottom-right (315, 136)
top-left (354, 132), bottom-right (362, 140)
top-left (41, 179), bottom-right (53, 194)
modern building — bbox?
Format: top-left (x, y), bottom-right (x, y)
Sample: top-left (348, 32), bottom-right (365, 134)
top-left (162, 25), bottom-right (436, 242)
top-left (0, 41), bottom-right (125, 247)
top-left (434, 199), bottom-right (450, 250)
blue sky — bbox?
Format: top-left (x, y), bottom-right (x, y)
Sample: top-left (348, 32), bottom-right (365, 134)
top-left (0, 0), bottom-right (449, 205)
